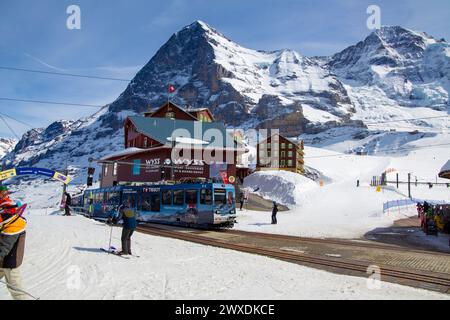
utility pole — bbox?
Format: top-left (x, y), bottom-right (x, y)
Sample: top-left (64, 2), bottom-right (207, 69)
top-left (171, 118), bottom-right (175, 182)
top-left (408, 173), bottom-right (411, 199)
top-left (396, 173), bottom-right (399, 189)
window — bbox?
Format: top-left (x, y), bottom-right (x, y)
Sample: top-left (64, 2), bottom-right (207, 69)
top-left (280, 160), bottom-right (286, 167)
top-left (260, 143), bottom-right (265, 150)
top-left (281, 143), bottom-right (286, 149)
top-left (173, 190), bottom-right (184, 206)
top-left (200, 188), bottom-right (213, 205)
top-left (104, 165), bottom-right (108, 177)
top-left (141, 195), bottom-right (152, 211)
top-left (107, 192), bottom-right (119, 205)
top-left (144, 137), bottom-right (148, 148)
top-left (281, 151), bottom-right (285, 158)
top-left (259, 150), bottom-right (265, 157)
top-left (113, 163), bottom-right (118, 176)
top-left (166, 112), bottom-right (175, 119)
top-left (162, 190), bottom-right (172, 205)
top-left (214, 189), bottom-right (227, 205)
top-left (288, 143), bottom-right (293, 149)
top-left (186, 190), bottom-right (198, 205)
top-left (151, 194), bottom-right (160, 212)
top-left (287, 160), bottom-right (293, 167)
top-left (288, 151), bottom-right (293, 157)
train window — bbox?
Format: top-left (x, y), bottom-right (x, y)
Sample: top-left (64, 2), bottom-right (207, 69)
top-left (185, 190), bottom-right (198, 205)
top-left (151, 194), bottom-right (160, 212)
top-left (173, 190), bottom-right (184, 206)
top-left (214, 189), bottom-right (227, 205)
top-left (123, 194), bottom-right (136, 208)
top-left (162, 190), bottom-right (172, 205)
top-left (200, 188), bottom-right (212, 205)
top-left (141, 195), bottom-right (152, 211)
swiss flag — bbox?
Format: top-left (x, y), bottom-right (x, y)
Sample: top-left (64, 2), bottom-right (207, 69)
top-left (168, 84), bottom-right (175, 93)
top-left (220, 171), bottom-right (229, 184)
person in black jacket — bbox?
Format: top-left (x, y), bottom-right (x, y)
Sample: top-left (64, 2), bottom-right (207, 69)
top-left (271, 201), bottom-right (278, 225)
top-left (64, 192), bottom-right (72, 216)
top-left (118, 199), bottom-right (137, 256)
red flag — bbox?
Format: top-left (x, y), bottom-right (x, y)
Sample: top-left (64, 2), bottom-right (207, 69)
top-left (168, 84), bottom-right (175, 93)
top-left (220, 171), bottom-right (229, 184)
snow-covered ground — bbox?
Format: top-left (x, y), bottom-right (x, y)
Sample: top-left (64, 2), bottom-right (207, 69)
top-left (1, 132), bottom-right (449, 300)
top-left (239, 133), bottom-right (450, 238)
top-left (0, 211), bottom-right (448, 300)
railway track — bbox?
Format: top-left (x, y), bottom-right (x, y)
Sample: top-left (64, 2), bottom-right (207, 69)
top-left (223, 229), bottom-right (450, 255)
top-left (136, 225), bottom-right (450, 294)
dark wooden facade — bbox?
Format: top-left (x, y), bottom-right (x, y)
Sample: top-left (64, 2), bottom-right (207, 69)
top-left (257, 134), bottom-right (305, 174)
top-left (100, 147), bottom-right (237, 188)
top-left (143, 102), bottom-right (214, 122)
top-left (100, 101), bottom-right (240, 187)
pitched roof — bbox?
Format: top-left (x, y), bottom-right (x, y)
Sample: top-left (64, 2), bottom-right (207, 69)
top-left (144, 102), bottom-right (198, 120)
top-left (127, 116), bottom-right (235, 148)
top-left (439, 160), bottom-right (450, 179)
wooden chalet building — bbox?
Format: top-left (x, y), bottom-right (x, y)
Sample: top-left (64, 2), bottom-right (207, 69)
top-left (256, 133), bottom-right (305, 175)
top-left (100, 102), bottom-right (246, 187)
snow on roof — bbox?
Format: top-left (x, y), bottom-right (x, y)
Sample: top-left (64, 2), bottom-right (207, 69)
top-left (166, 136), bottom-right (209, 145)
top-left (439, 160), bottom-right (450, 178)
top-left (100, 148), bottom-right (148, 161)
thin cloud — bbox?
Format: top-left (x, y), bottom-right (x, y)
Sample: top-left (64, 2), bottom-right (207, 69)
top-left (24, 53), bottom-right (68, 72)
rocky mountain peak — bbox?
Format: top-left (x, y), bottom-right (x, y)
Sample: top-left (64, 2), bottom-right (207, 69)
top-left (0, 137), bottom-right (17, 160)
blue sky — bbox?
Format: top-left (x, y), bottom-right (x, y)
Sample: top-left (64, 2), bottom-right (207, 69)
top-left (1, 0), bottom-right (449, 138)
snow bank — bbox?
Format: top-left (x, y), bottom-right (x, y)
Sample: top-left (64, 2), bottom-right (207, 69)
top-left (237, 137), bottom-right (450, 238)
top-left (243, 170), bottom-right (319, 206)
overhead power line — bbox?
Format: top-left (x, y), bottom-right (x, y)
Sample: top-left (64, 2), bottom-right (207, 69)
top-left (0, 66), bottom-right (132, 82)
top-left (0, 111), bottom-right (35, 128)
top-left (0, 114), bottom-right (21, 140)
top-left (0, 97), bottom-right (104, 108)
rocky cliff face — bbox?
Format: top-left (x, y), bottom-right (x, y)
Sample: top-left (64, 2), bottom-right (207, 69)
top-left (0, 138), bottom-right (16, 161)
top-left (3, 21), bottom-right (449, 181)
top-left (329, 26), bottom-right (450, 110)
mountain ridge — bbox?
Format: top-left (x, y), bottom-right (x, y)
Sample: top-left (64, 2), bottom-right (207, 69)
top-left (2, 21), bottom-right (449, 181)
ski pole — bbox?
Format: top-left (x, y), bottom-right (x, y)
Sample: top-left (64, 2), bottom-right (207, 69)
top-left (0, 279), bottom-right (40, 300)
top-left (107, 205), bottom-right (122, 252)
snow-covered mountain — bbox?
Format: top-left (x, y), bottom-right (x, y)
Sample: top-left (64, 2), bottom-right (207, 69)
top-left (3, 21), bottom-right (449, 181)
top-left (0, 138), bottom-right (17, 160)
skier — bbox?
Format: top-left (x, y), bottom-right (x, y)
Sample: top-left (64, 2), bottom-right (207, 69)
top-left (239, 192), bottom-right (245, 211)
top-left (271, 201), bottom-right (278, 225)
top-left (118, 199), bottom-right (137, 256)
top-left (64, 192), bottom-right (72, 216)
top-left (0, 186), bottom-right (28, 300)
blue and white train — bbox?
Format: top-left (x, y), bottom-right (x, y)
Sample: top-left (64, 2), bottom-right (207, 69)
top-left (72, 182), bottom-right (237, 228)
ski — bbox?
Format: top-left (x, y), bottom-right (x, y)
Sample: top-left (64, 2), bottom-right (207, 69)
top-left (100, 248), bottom-right (130, 259)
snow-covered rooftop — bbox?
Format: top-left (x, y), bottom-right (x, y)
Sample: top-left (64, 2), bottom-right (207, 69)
top-left (439, 159), bottom-right (450, 178)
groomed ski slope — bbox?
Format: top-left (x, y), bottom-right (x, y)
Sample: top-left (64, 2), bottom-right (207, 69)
top-left (239, 134), bottom-right (450, 238)
top-left (0, 211), bottom-right (448, 300)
